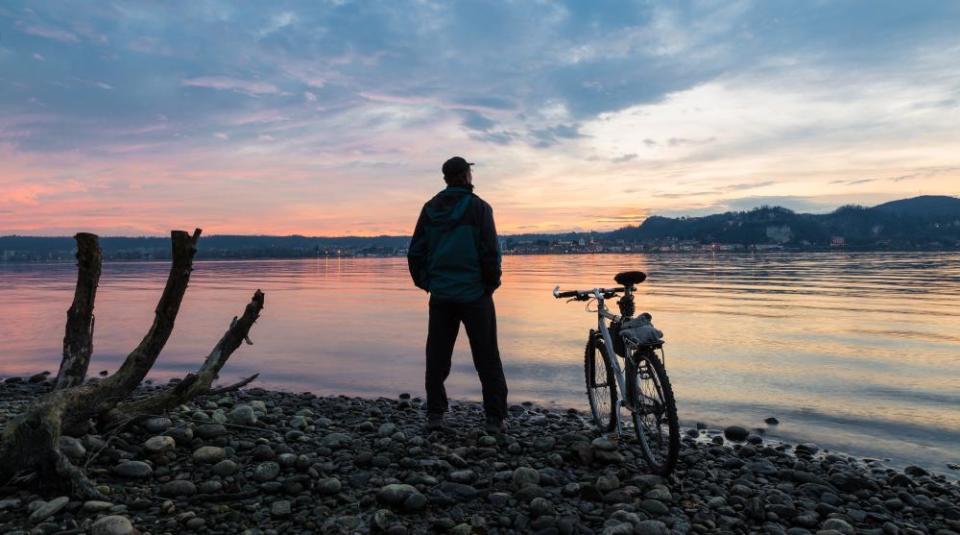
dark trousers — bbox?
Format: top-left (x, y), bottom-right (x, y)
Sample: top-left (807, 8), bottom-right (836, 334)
top-left (425, 293), bottom-right (508, 419)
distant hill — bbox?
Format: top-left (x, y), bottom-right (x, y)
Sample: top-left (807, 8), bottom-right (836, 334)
top-left (873, 195), bottom-right (960, 218)
top-left (2, 195), bottom-right (958, 261)
top-left (605, 196), bottom-right (959, 248)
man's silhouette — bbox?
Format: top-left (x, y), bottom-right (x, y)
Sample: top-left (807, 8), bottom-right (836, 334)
top-left (407, 156), bottom-right (508, 433)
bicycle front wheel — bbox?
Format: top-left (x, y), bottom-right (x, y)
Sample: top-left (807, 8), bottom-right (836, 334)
top-left (584, 330), bottom-right (617, 432)
top-left (625, 348), bottom-right (679, 475)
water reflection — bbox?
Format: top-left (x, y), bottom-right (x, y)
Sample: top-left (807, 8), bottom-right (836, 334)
top-left (1, 252), bottom-right (958, 472)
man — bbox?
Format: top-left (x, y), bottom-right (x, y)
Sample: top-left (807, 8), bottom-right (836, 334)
top-left (407, 156), bottom-right (508, 434)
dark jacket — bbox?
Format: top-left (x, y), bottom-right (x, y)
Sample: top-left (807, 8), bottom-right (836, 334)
top-left (407, 185), bottom-right (502, 302)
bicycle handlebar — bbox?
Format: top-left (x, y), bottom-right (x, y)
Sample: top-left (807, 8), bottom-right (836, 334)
top-left (552, 285), bottom-right (626, 301)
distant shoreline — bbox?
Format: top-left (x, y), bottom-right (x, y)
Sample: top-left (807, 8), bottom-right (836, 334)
top-left (2, 247), bottom-right (959, 265)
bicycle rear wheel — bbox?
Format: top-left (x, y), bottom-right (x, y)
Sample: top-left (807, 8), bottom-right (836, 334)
top-left (625, 347), bottom-right (679, 475)
top-left (584, 330), bottom-right (617, 432)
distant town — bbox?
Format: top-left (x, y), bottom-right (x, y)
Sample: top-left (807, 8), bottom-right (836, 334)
top-left (2, 195), bottom-right (958, 262)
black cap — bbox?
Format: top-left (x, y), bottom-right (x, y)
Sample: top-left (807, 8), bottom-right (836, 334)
top-left (442, 156), bottom-right (474, 177)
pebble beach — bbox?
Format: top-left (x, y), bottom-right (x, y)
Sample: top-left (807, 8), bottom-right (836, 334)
top-left (0, 377), bottom-right (958, 535)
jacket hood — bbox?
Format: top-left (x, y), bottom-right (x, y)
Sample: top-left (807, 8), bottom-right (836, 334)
top-left (425, 187), bottom-right (473, 224)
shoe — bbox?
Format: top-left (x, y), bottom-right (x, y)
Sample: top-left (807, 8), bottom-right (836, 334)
top-left (484, 415), bottom-right (506, 435)
top-left (425, 413), bottom-right (446, 432)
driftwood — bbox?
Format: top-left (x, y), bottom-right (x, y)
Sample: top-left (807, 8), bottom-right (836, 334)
top-left (56, 233), bottom-right (102, 390)
top-left (109, 289), bottom-right (265, 420)
top-left (0, 229), bottom-right (266, 498)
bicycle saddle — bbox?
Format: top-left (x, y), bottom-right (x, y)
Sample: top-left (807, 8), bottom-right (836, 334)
top-left (614, 271), bottom-right (646, 286)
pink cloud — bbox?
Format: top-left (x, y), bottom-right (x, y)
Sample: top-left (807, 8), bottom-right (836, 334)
top-left (181, 76), bottom-right (280, 95)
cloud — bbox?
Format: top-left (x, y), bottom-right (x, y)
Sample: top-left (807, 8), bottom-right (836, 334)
top-left (16, 22), bottom-right (79, 42)
top-left (181, 76), bottom-right (280, 95)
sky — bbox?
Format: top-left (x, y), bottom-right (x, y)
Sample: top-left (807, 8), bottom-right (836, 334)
top-left (1, 1), bottom-right (959, 236)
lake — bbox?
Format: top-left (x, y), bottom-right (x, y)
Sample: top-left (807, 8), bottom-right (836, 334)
top-left (2, 252), bottom-right (958, 474)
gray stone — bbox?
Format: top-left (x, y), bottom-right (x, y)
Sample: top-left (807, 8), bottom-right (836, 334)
top-left (192, 446), bottom-right (225, 464)
top-left (113, 460), bottom-right (153, 478)
top-left (143, 417), bottom-right (172, 433)
top-left (91, 515), bottom-right (135, 535)
top-left (821, 519), bottom-right (854, 535)
top-left (639, 499), bottom-right (669, 515)
top-left (29, 496), bottom-right (69, 523)
top-left (228, 404), bottom-right (258, 425)
top-left (596, 474), bottom-right (620, 493)
top-left (795, 443), bottom-right (819, 456)
top-left (321, 432), bottom-right (352, 449)
top-left (212, 459), bottom-right (238, 476)
top-left (529, 497), bottom-right (554, 517)
top-left (634, 520), bottom-right (670, 535)
top-left (449, 469), bottom-right (477, 484)
top-left (254, 461), bottom-right (280, 481)
top-left (144, 435), bottom-right (175, 454)
top-left (158, 480), bottom-right (196, 497)
top-left (271, 500), bottom-right (291, 517)
top-left (512, 466), bottom-right (540, 488)
top-left (195, 423), bottom-right (227, 439)
top-left (377, 484), bottom-right (422, 508)
top-left (82, 500), bottom-right (114, 512)
top-left (318, 477), bottom-right (342, 495)
top-left (724, 425), bottom-right (750, 442)
top-left (591, 437), bottom-right (617, 451)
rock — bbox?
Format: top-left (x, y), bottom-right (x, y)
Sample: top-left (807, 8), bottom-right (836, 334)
top-left (529, 497), bottom-right (554, 517)
top-left (591, 437), bottom-right (616, 451)
top-left (318, 477), bottom-right (342, 495)
top-left (322, 432), bottom-right (352, 449)
top-left (765, 417), bottom-right (780, 425)
top-left (82, 500), bottom-right (114, 512)
top-left (158, 480), bottom-right (196, 497)
top-left (378, 484), bottom-right (424, 509)
top-left (639, 498), bottom-right (669, 515)
top-left (59, 436), bottom-right (86, 460)
top-left (512, 466), bottom-right (540, 488)
top-left (904, 465), bottom-right (928, 477)
top-left (724, 425), bottom-right (749, 442)
top-left (113, 460), bottom-right (153, 478)
top-left (144, 435), bottom-right (175, 454)
top-left (29, 496), bottom-right (69, 523)
top-left (254, 461), bottom-right (280, 481)
top-left (91, 515), bottom-right (135, 535)
top-left (229, 404), bottom-right (258, 425)
top-left (449, 469), bottom-right (477, 484)
top-left (165, 426), bottom-right (193, 444)
top-left (212, 459), bottom-right (238, 476)
top-left (795, 443), bottom-right (819, 456)
top-left (143, 417), bottom-right (172, 433)
top-left (596, 474), bottom-right (620, 493)
top-left (634, 520), bottom-right (670, 535)
top-left (195, 423), bottom-right (227, 439)
top-left (821, 518), bottom-right (854, 535)
top-left (378, 423), bottom-right (398, 436)
top-left (271, 500), bottom-right (291, 517)
top-left (192, 446), bottom-right (226, 463)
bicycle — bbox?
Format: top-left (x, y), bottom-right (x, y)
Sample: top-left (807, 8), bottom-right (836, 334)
top-left (553, 271), bottom-right (680, 475)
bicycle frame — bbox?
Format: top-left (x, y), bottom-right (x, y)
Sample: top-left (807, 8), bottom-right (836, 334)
top-left (591, 288), bottom-right (630, 436)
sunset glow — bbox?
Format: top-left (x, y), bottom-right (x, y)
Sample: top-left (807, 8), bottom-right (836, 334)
top-left (1, 2), bottom-right (958, 236)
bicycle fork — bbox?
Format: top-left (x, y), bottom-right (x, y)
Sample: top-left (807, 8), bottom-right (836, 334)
top-left (597, 320), bottom-right (629, 437)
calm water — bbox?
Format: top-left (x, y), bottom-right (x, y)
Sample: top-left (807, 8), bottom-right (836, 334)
top-left (2, 253), bottom-right (959, 473)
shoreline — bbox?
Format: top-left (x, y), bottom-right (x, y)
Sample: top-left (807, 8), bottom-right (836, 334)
top-left (1, 380), bottom-right (959, 534)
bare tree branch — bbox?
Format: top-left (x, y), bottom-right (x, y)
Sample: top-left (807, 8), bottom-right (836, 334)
top-left (56, 233), bottom-right (101, 390)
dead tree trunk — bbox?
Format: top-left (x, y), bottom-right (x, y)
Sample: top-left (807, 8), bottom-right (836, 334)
top-left (110, 289), bottom-right (265, 419)
top-left (0, 229), bottom-right (201, 498)
top-left (56, 233), bottom-right (102, 390)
